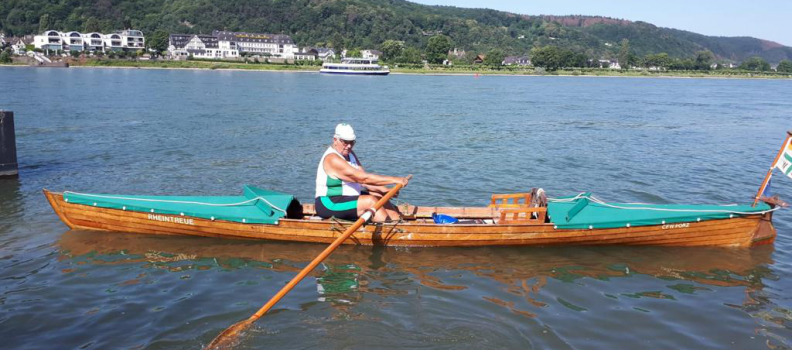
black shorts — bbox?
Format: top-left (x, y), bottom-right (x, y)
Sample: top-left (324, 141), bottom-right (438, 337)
top-left (315, 196), bottom-right (359, 221)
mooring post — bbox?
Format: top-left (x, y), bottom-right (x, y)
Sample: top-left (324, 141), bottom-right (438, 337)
top-left (0, 111), bottom-right (19, 177)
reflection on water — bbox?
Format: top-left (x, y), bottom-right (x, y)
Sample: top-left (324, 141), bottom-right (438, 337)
top-left (54, 230), bottom-right (791, 349)
top-left (0, 178), bottom-right (22, 224)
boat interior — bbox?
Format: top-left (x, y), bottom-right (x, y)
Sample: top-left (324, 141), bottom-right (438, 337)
top-left (296, 192), bottom-right (551, 225)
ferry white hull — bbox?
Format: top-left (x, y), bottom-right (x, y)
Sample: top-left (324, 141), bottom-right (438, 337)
top-left (320, 68), bottom-right (390, 75)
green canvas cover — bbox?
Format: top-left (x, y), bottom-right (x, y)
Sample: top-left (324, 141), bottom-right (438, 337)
top-left (547, 194), bottom-right (771, 229)
top-left (63, 185), bottom-right (294, 224)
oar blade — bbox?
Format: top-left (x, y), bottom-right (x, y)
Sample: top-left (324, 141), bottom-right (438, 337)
top-left (205, 319), bottom-right (253, 350)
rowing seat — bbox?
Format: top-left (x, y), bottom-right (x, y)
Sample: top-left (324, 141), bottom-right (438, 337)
top-left (491, 189), bottom-right (548, 224)
top-left (489, 193), bottom-right (532, 208)
top-left (499, 207), bottom-right (547, 224)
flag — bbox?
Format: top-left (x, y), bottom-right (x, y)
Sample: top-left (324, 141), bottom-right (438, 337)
top-left (775, 138), bottom-right (792, 179)
top-left (761, 176), bottom-right (772, 198)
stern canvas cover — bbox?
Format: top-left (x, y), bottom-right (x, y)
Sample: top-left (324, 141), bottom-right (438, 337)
top-left (64, 185), bottom-right (293, 224)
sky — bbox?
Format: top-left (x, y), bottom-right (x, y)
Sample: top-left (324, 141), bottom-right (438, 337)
top-left (410, 0), bottom-right (792, 47)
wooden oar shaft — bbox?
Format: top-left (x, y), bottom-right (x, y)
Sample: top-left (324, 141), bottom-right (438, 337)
top-left (248, 183), bottom-right (404, 321)
top-left (753, 131), bottom-right (792, 206)
top-left (205, 182), bottom-right (407, 350)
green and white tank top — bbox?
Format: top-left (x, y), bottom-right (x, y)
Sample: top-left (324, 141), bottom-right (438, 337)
top-left (315, 147), bottom-right (363, 198)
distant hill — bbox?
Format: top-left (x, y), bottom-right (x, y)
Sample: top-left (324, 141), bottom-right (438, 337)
top-left (1, 0), bottom-right (789, 63)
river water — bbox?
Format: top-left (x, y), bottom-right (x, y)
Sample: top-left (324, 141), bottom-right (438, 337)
top-left (1, 67), bottom-right (791, 349)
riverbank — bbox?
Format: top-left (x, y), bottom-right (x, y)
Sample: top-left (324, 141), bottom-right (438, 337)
top-left (7, 58), bottom-right (792, 79)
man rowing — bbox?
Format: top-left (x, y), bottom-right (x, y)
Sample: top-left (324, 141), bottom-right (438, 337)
top-left (315, 123), bottom-right (410, 222)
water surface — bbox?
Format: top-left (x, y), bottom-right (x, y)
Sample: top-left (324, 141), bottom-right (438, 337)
top-left (0, 67), bottom-right (791, 349)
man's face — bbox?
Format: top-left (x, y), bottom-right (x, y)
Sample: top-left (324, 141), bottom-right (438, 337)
top-left (334, 137), bottom-right (355, 156)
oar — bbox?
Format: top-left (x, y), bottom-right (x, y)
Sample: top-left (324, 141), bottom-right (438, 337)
top-left (205, 177), bottom-right (410, 350)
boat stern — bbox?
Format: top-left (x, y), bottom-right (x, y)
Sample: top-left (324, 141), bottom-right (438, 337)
top-left (750, 211), bottom-right (777, 246)
top-left (43, 189), bottom-right (75, 229)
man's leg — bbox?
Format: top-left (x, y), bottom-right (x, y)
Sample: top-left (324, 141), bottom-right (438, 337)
top-left (356, 195), bottom-right (396, 222)
top-left (381, 201), bottom-right (402, 221)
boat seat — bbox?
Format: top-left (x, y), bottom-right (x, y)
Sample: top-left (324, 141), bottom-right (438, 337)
top-left (490, 193), bottom-right (532, 208)
top-left (498, 207), bottom-right (547, 224)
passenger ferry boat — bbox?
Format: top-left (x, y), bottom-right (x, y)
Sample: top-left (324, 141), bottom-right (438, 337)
top-left (320, 58), bottom-right (390, 75)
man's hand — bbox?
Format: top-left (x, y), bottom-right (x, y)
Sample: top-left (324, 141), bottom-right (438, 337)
top-left (400, 175), bottom-right (412, 187)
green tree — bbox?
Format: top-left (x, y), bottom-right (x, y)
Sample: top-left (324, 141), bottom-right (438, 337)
top-left (776, 59), bottom-right (792, 73)
top-left (83, 17), bottom-right (101, 33)
top-left (618, 39), bottom-right (630, 70)
top-left (38, 14), bottom-right (49, 33)
top-left (694, 50), bottom-right (715, 70)
top-left (147, 29), bottom-right (169, 54)
top-left (425, 34), bottom-right (452, 64)
top-left (531, 46), bottom-right (562, 71)
top-left (331, 33), bottom-right (345, 55)
top-left (345, 48), bottom-right (361, 58)
top-left (0, 50), bottom-right (12, 64)
top-left (739, 56), bottom-right (770, 71)
top-left (395, 47), bottom-right (422, 64)
top-left (669, 57), bottom-right (695, 70)
top-left (644, 53), bottom-right (670, 70)
top-left (380, 40), bottom-right (404, 62)
top-left (483, 48), bottom-right (504, 67)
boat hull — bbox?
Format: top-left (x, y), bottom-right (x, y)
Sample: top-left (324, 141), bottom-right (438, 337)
top-left (44, 190), bottom-right (776, 247)
top-left (319, 69), bottom-right (390, 75)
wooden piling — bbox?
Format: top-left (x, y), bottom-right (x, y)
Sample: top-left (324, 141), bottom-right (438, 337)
top-left (0, 111), bottom-right (19, 177)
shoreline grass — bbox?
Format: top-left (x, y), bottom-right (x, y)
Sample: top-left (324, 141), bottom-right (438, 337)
top-left (12, 58), bottom-right (792, 79)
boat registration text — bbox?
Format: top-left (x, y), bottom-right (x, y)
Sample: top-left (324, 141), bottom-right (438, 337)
top-left (662, 223), bottom-right (690, 229)
top-left (148, 214), bottom-right (194, 225)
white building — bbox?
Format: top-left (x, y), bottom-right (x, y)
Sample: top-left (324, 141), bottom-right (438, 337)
top-left (33, 30), bottom-right (145, 53)
top-left (11, 37), bottom-right (30, 55)
top-left (167, 31), bottom-right (299, 60)
top-left (168, 34), bottom-right (236, 60)
top-left (315, 48), bottom-right (335, 61)
top-left (214, 31), bottom-right (297, 58)
top-left (597, 59), bottom-right (620, 69)
top-left (361, 49), bottom-right (381, 60)
top-left (292, 51), bottom-right (316, 60)
top-left (304, 47), bottom-right (335, 61)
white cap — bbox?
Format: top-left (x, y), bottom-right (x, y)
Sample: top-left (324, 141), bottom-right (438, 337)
top-left (334, 123), bottom-right (356, 141)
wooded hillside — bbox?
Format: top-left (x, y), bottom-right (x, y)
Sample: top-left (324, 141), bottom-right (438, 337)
top-left (2, 0), bottom-right (790, 63)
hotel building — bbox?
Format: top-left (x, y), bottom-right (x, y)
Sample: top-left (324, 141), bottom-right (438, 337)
top-left (168, 31), bottom-right (307, 60)
top-left (33, 30), bottom-right (145, 53)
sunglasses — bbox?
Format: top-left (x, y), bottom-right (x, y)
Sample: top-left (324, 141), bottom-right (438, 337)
top-left (339, 139), bottom-right (355, 146)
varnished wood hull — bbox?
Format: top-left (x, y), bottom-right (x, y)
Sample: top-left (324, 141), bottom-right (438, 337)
top-left (44, 190), bottom-right (777, 248)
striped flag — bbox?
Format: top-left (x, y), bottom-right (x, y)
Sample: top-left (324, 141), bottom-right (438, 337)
top-left (776, 138), bottom-right (792, 179)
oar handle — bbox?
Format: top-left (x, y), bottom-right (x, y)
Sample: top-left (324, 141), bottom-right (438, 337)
top-left (248, 180), bottom-right (408, 320)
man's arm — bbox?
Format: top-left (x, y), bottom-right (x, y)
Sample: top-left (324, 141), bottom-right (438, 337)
top-left (325, 154), bottom-right (407, 187)
top-left (348, 151), bottom-right (384, 193)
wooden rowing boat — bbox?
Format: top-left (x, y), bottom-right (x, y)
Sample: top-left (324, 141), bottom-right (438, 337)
top-left (44, 187), bottom-right (780, 248)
